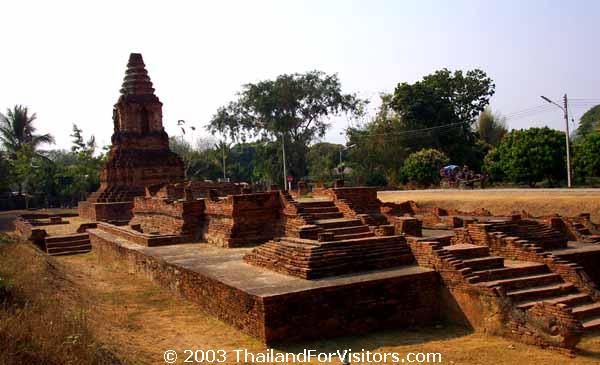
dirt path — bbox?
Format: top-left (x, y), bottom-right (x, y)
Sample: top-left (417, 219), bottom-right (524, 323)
top-left (52, 251), bottom-right (600, 365)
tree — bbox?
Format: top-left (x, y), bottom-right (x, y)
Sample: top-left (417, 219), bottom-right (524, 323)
top-left (390, 68), bottom-right (495, 167)
top-left (0, 105), bottom-right (55, 194)
top-left (477, 107), bottom-right (508, 147)
top-left (402, 149), bottom-right (449, 187)
top-left (483, 127), bottom-right (566, 187)
top-left (574, 105), bottom-right (600, 140)
top-left (573, 133), bottom-right (600, 183)
top-left (306, 142), bottom-right (343, 183)
top-left (346, 94), bottom-right (410, 185)
top-left (207, 71), bottom-right (365, 181)
top-left (0, 105), bottom-right (54, 158)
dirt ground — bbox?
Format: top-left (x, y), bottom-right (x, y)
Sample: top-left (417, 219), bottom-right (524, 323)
top-left (379, 189), bottom-right (600, 221)
top-left (8, 244), bottom-right (595, 365)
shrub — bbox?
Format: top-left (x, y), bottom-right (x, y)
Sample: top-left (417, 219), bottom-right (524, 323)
top-left (402, 149), bottom-right (449, 187)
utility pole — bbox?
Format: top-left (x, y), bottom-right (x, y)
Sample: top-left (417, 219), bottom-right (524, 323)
top-left (540, 95), bottom-right (572, 188)
top-left (281, 133), bottom-right (287, 190)
top-left (222, 143), bottom-right (226, 180)
top-left (563, 94), bottom-right (572, 188)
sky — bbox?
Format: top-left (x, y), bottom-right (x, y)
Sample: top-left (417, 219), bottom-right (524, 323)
top-left (1, 0), bottom-right (599, 150)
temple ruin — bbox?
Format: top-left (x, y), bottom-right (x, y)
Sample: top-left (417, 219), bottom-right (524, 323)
top-left (12, 53), bottom-right (600, 355)
top-left (78, 53), bottom-right (185, 222)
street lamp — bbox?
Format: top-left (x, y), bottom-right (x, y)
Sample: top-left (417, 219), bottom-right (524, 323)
top-left (540, 95), bottom-right (572, 188)
top-left (338, 144), bottom-right (356, 179)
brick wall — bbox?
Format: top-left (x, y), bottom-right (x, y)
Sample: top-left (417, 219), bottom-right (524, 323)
top-left (89, 229), bottom-right (267, 340)
top-left (263, 272), bottom-right (440, 342)
top-left (130, 196), bottom-right (204, 237)
top-left (78, 201), bottom-right (133, 222)
top-left (89, 228), bottom-right (440, 344)
top-left (203, 192), bottom-right (281, 248)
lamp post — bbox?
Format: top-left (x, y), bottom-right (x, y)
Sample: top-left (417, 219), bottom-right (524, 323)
top-left (338, 144), bottom-right (355, 179)
top-left (540, 95), bottom-right (572, 188)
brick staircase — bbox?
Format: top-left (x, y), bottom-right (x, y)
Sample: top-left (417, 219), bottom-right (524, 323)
top-left (245, 235), bottom-right (414, 279)
top-left (295, 199), bottom-right (375, 240)
top-left (43, 233), bottom-right (92, 256)
top-left (245, 196), bottom-right (415, 279)
top-left (478, 220), bottom-right (568, 250)
top-left (566, 220), bottom-right (600, 243)
top-left (445, 243), bottom-right (600, 332)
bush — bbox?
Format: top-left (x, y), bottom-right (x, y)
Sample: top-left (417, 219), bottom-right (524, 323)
top-left (402, 149), bottom-right (449, 187)
top-left (483, 127), bottom-right (566, 187)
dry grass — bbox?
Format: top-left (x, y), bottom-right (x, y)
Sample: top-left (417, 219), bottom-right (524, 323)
top-left (379, 189), bottom-right (600, 222)
top-left (2, 231), bottom-right (600, 364)
top-left (0, 234), bottom-right (120, 364)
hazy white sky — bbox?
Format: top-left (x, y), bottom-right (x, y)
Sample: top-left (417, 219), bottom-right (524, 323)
top-left (1, 0), bottom-right (598, 150)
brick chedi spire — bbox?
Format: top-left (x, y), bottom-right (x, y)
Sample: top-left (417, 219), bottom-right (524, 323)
top-left (120, 53), bottom-right (156, 96)
top-left (78, 53), bottom-right (184, 222)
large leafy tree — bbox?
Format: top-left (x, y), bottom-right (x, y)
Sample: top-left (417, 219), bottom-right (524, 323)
top-left (306, 142), bottom-right (343, 183)
top-left (347, 94), bottom-right (410, 185)
top-left (573, 133), bottom-right (600, 183)
top-left (390, 68), bottom-right (495, 168)
top-left (484, 127), bottom-right (566, 187)
top-left (574, 105), bottom-right (600, 140)
top-left (207, 71), bottom-right (365, 183)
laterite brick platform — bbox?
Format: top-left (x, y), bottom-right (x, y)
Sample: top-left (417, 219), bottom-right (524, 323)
top-left (89, 227), bottom-right (440, 344)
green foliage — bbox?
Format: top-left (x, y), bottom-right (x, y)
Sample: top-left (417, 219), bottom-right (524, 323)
top-left (169, 137), bottom-right (222, 181)
top-left (477, 108), bottom-right (508, 147)
top-left (574, 105), bottom-right (600, 140)
top-left (0, 105), bottom-right (54, 158)
top-left (484, 127), bottom-right (566, 187)
top-left (306, 142), bottom-right (343, 183)
top-left (207, 71), bottom-right (366, 181)
top-left (390, 68), bottom-right (495, 166)
top-left (402, 149), bottom-right (450, 186)
top-left (347, 94), bottom-right (409, 185)
top-left (573, 133), bottom-right (600, 182)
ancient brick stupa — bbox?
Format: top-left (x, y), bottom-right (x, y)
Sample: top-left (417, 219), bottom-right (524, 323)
top-left (78, 53), bottom-right (184, 221)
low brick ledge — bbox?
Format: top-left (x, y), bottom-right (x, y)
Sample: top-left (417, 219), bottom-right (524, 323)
top-left (88, 228), bottom-right (440, 344)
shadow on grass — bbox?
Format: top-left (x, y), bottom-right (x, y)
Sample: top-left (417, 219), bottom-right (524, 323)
top-left (272, 323), bottom-right (473, 354)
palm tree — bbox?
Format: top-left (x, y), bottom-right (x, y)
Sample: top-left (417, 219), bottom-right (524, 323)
top-left (0, 105), bottom-right (54, 195)
top-left (0, 105), bottom-right (54, 159)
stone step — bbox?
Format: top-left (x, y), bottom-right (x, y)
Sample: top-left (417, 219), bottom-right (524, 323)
top-left (443, 244), bottom-right (490, 260)
top-left (481, 273), bottom-right (563, 291)
top-left (301, 206), bottom-right (339, 214)
top-left (259, 241), bottom-right (411, 262)
top-left (45, 238), bottom-right (90, 249)
top-left (471, 263), bottom-right (549, 282)
top-left (582, 316), bottom-right (600, 331)
top-left (44, 233), bottom-right (89, 243)
top-left (571, 302), bottom-right (600, 320)
top-left (47, 243), bottom-right (92, 255)
top-left (252, 248), bottom-right (413, 269)
top-left (49, 249), bottom-right (92, 256)
top-left (509, 283), bottom-right (577, 303)
top-left (324, 225), bottom-right (371, 235)
top-left (516, 292), bottom-right (591, 310)
top-left (334, 232), bottom-right (374, 240)
top-left (461, 256), bottom-right (504, 271)
top-left (296, 200), bottom-right (335, 208)
top-left (310, 212), bottom-right (344, 220)
top-left (313, 218), bottom-right (363, 229)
